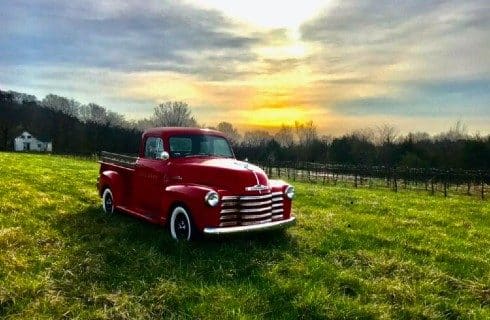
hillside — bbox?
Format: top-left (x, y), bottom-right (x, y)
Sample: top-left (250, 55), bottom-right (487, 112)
top-left (0, 152), bottom-right (489, 319)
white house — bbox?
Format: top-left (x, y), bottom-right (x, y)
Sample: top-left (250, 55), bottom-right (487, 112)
top-left (14, 131), bottom-right (52, 152)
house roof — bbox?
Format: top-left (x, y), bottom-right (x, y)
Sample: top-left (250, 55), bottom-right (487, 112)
top-left (15, 130), bottom-right (52, 142)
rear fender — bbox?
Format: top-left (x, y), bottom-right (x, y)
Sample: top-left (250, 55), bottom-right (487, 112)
top-left (99, 170), bottom-right (123, 206)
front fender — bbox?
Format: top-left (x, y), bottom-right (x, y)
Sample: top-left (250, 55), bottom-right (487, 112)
top-left (163, 184), bottom-right (221, 230)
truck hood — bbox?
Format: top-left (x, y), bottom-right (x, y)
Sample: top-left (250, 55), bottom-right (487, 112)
top-left (169, 157), bottom-right (269, 194)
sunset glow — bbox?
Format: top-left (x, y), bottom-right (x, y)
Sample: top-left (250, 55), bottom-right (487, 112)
top-left (1, 0), bottom-right (489, 135)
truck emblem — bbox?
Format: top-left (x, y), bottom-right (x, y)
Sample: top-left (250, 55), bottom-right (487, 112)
top-left (245, 184), bottom-right (270, 192)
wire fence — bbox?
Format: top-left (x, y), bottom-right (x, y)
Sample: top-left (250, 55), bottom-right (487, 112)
top-left (257, 161), bottom-right (489, 200)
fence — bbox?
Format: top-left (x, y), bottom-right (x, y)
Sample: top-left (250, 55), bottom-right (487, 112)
top-left (258, 161), bottom-right (489, 200)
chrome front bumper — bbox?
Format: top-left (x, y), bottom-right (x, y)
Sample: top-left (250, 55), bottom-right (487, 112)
top-left (203, 216), bottom-right (296, 235)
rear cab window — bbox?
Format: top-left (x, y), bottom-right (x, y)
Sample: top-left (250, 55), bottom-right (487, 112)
top-left (144, 137), bottom-right (164, 159)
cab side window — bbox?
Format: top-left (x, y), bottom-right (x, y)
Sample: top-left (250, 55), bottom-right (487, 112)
top-left (144, 137), bottom-right (164, 159)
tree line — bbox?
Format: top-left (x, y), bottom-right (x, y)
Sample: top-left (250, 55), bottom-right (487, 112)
top-left (0, 89), bottom-right (488, 170)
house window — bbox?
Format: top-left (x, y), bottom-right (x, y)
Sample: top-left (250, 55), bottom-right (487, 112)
top-left (27, 135), bottom-right (31, 139)
top-left (38, 143), bottom-right (42, 148)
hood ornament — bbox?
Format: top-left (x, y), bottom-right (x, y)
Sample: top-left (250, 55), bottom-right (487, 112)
top-left (245, 184), bottom-right (270, 192)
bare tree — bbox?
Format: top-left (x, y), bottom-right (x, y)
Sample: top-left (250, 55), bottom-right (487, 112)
top-left (42, 94), bottom-right (79, 118)
top-left (435, 120), bottom-right (468, 141)
top-left (351, 127), bottom-right (375, 143)
top-left (217, 121), bottom-right (241, 144)
top-left (243, 130), bottom-right (273, 147)
top-left (152, 101), bottom-right (197, 127)
top-left (78, 104), bottom-right (91, 123)
top-left (405, 131), bottom-right (431, 143)
top-left (295, 121), bottom-right (318, 146)
top-left (8, 91), bottom-right (37, 104)
top-left (374, 124), bottom-right (398, 146)
top-left (106, 111), bottom-right (126, 128)
top-left (87, 103), bottom-right (107, 124)
top-left (274, 124), bottom-right (294, 147)
top-left (131, 118), bottom-right (154, 131)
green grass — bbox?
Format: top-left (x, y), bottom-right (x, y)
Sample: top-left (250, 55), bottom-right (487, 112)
top-left (0, 152), bottom-right (489, 319)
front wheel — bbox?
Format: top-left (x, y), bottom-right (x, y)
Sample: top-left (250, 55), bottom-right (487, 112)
top-left (169, 206), bottom-right (194, 241)
top-left (102, 188), bottom-right (115, 214)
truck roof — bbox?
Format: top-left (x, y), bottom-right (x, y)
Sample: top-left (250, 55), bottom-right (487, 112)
top-left (143, 127), bottom-right (227, 138)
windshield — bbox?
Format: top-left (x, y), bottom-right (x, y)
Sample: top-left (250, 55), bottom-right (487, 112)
top-left (169, 134), bottom-right (234, 158)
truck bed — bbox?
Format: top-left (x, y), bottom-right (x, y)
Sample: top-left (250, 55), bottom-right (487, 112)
top-left (100, 151), bottom-right (137, 169)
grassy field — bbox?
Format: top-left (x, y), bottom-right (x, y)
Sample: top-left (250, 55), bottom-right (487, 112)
top-left (0, 152), bottom-right (489, 319)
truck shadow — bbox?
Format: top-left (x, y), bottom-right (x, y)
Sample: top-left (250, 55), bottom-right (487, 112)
top-left (51, 204), bottom-right (300, 312)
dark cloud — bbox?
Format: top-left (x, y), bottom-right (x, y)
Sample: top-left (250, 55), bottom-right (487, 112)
top-left (0, 0), bottom-right (267, 80)
top-left (300, 0), bottom-right (490, 79)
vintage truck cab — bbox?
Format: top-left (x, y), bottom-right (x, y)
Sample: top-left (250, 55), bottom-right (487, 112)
top-left (97, 127), bottom-right (295, 241)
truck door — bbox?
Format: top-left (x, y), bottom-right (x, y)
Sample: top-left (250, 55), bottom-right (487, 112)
top-left (133, 136), bottom-right (168, 217)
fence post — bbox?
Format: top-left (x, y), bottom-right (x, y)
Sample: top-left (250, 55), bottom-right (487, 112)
top-left (322, 163), bottom-right (326, 185)
top-left (393, 168), bottom-right (398, 192)
top-left (482, 177), bottom-right (485, 200)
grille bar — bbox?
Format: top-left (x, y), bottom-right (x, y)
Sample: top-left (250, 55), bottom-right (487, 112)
top-left (219, 192), bottom-right (285, 226)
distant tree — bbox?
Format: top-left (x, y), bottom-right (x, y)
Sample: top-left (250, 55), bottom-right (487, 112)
top-left (374, 124), bottom-right (398, 146)
top-left (8, 91), bottom-right (37, 104)
top-left (106, 111), bottom-right (126, 128)
top-left (435, 120), bottom-right (469, 141)
top-left (217, 121), bottom-right (241, 145)
top-left (41, 94), bottom-right (79, 118)
top-left (131, 118), bottom-right (154, 131)
top-left (78, 104), bottom-right (91, 123)
top-left (295, 121), bottom-right (317, 146)
top-left (351, 128), bottom-right (375, 144)
top-left (405, 131), bottom-right (431, 143)
top-left (152, 101), bottom-right (197, 127)
top-left (274, 124), bottom-right (294, 147)
top-left (87, 103), bottom-right (107, 124)
top-left (242, 130), bottom-right (273, 147)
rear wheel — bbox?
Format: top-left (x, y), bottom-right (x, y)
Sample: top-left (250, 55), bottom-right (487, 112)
top-left (169, 206), bottom-right (194, 241)
top-left (102, 188), bottom-right (114, 214)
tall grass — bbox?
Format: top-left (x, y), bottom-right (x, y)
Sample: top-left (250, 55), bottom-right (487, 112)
top-left (0, 152), bottom-right (488, 319)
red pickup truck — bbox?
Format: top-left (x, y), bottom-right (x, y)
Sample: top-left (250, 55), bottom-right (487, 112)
top-left (97, 127), bottom-right (295, 241)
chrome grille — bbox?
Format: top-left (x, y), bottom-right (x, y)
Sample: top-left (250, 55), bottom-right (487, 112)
top-left (219, 192), bottom-right (284, 227)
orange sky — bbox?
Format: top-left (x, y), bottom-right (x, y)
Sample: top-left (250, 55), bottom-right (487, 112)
top-left (1, 0), bottom-right (489, 135)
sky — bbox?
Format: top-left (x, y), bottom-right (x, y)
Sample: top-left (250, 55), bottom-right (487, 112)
top-left (1, 0), bottom-right (489, 135)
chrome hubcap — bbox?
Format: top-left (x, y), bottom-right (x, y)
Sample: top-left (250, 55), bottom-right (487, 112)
top-left (104, 194), bottom-right (113, 212)
top-left (175, 213), bottom-right (188, 240)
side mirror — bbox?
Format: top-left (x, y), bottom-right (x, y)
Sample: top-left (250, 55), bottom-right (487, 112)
top-left (156, 151), bottom-right (170, 160)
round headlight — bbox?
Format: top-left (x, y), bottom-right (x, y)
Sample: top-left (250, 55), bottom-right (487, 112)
top-left (285, 185), bottom-right (295, 199)
top-left (204, 191), bottom-right (219, 207)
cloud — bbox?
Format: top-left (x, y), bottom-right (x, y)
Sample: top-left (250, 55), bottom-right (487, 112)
top-left (0, 0), bottom-right (271, 80)
top-left (1, 0), bottom-right (489, 134)
top-left (296, 0), bottom-right (490, 129)
top-left (300, 0), bottom-right (490, 81)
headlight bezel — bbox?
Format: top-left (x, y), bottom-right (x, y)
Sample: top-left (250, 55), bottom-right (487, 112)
top-left (204, 190), bottom-right (220, 207)
top-left (285, 185), bottom-right (295, 199)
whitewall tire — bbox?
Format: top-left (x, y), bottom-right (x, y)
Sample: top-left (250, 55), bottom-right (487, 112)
top-left (102, 188), bottom-right (115, 214)
top-left (170, 206), bottom-right (193, 241)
